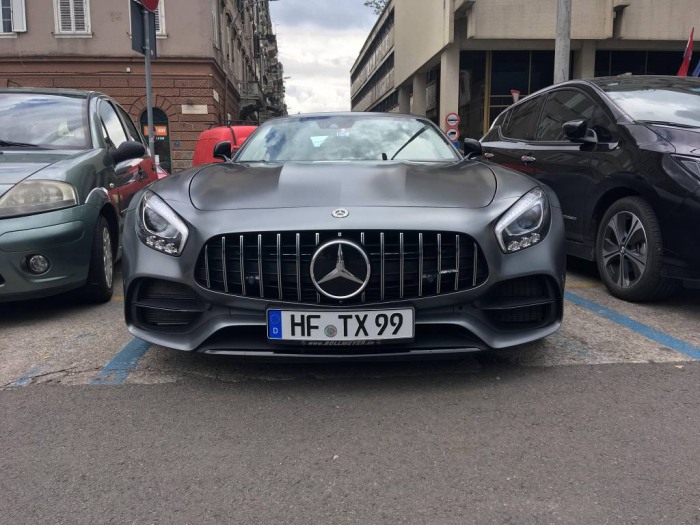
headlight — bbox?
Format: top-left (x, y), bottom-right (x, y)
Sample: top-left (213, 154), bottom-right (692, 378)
top-left (495, 187), bottom-right (550, 253)
top-left (136, 191), bottom-right (189, 256)
top-left (668, 155), bottom-right (700, 192)
top-left (0, 180), bottom-right (78, 218)
top-left (671, 155), bottom-right (700, 180)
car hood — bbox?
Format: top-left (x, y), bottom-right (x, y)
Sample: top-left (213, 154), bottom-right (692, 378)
top-left (188, 160), bottom-right (497, 210)
top-left (0, 150), bottom-right (80, 184)
top-left (643, 124), bottom-right (700, 156)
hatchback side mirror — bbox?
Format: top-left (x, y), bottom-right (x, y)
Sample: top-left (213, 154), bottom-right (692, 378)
top-left (213, 141), bottom-right (232, 161)
top-left (111, 140), bottom-right (146, 164)
top-left (563, 119), bottom-right (598, 144)
top-left (462, 138), bottom-right (483, 158)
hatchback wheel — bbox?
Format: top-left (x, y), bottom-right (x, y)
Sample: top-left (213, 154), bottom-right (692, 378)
top-left (82, 215), bottom-right (114, 303)
top-left (595, 197), bottom-right (677, 302)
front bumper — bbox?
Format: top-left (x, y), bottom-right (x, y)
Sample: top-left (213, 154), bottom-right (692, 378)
top-left (0, 205), bottom-right (98, 302)
top-left (123, 204), bottom-right (567, 358)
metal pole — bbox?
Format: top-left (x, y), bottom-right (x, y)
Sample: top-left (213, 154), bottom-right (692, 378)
top-left (554, 0), bottom-right (571, 84)
top-left (143, 7), bottom-right (155, 154)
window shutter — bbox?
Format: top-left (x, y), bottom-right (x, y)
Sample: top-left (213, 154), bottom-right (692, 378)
top-left (153, 6), bottom-right (160, 33)
top-left (10, 0), bottom-right (26, 32)
top-left (58, 0), bottom-right (72, 32)
top-left (73, 0), bottom-right (86, 32)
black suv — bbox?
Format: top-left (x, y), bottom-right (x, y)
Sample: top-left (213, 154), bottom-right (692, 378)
top-left (479, 76), bottom-right (700, 301)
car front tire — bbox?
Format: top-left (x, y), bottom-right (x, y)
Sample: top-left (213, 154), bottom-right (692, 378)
top-left (82, 215), bottom-right (114, 303)
top-left (595, 196), bottom-right (678, 302)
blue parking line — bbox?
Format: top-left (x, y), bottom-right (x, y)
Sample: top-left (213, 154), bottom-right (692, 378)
top-left (91, 337), bottom-right (152, 385)
top-left (565, 291), bottom-right (700, 360)
top-left (10, 365), bottom-right (43, 387)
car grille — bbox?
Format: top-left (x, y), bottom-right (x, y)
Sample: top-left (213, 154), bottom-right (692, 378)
top-left (194, 230), bottom-right (489, 305)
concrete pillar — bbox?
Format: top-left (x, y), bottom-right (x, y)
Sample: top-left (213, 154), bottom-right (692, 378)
top-left (412, 73), bottom-right (427, 116)
top-left (398, 84), bottom-right (411, 114)
top-left (439, 42), bottom-right (460, 132)
top-left (573, 40), bottom-right (597, 79)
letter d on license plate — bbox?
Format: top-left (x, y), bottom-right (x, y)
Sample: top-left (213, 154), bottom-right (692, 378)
top-left (267, 308), bottom-right (414, 342)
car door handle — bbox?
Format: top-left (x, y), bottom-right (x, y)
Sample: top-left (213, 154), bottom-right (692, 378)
top-left (483, 152), bottom-right (494, 159)
top-left (521, 155), bottom-right (536, 163)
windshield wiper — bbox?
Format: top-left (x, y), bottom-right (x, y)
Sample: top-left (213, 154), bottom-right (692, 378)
top-left (388, 125), bottom-right (430, 160)
top-left (639, 120), bottom-right (700, 129)
top-left (0, 139), bottom-right (41, 148)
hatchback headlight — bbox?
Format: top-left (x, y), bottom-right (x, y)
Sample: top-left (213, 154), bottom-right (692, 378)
top-left (495, 187), bottom-right (550, 253)
top-left (136, 191), bottom-right (189, 256)
top-left (0, 180), bottom-right (78, 218)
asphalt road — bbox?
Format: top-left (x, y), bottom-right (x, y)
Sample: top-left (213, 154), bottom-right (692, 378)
top-left (3, 362), bottom-right (700, 524)
top-left (2, 260), bottom-right (700, 523)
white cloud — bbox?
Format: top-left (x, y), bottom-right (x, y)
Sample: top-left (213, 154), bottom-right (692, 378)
top-left (271, 2), bottom-right (376, 113)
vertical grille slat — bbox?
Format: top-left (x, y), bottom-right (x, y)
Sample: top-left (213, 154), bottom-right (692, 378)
top-left (380, 232), bottom-right (385, 301)
top-left (257, 234), bottom-right (264, 298)
top-left (418, 232), bottom-right (424, 298)
top-left (296, 233), bottom-right (301, 302)
top-left (195, 230), bottom-right (488, 304)
top-left (276, 234), bottom-right (282, 300)
top-left (221, 236), bottom-right (228, 293)
top-left (455, 235), bottom-right (460, 292)
top-left (399, 232), bottom-right (404, 299)
top-left (204, 244), bottom-right (211, 289)
top-left (436, 233), bottom-right (442, 294)
top-left (239, 235), bottom-right (246, 296)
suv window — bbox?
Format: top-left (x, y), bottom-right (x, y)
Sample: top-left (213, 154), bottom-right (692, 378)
top-left (99, 101), bottom-right (128, 148)
top-left (536, 89), bottom-right (616, 142)
top-left (503, 96), bottom-right (544, 140)
top-left (536, 90), bottom-right (596, 141)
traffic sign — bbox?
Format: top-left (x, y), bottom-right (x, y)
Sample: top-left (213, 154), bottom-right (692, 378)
top-left (446, 112), bottom-right (460, 127)
top-left (446, 128), bottom-right (460, 141)
top-left (141, 0), bottom-right (159, 12)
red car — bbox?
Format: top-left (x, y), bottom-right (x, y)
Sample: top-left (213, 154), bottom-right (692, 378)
top-left (192, 125), bottom-right (257, 166)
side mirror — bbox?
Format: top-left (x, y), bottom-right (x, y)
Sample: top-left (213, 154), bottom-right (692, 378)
top-left (213, 141), bottom-right (232, 161)
top-left (563, 119), bottom-right (598, 144)
top-left (462, 138), bottom-right (483, 159)
top-left (111, 141), bottom-right (146, 164)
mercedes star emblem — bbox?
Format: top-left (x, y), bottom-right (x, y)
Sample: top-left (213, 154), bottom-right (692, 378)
top-left (310, 240), bottom-right (371, 300)
top-left (332, 208), bottom-right (349, 218)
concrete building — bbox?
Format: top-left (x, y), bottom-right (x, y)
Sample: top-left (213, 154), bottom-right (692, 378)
top-left (351, 0), bottom-right (698, 140)
top-left (0, 0), bottom-right (286, 171)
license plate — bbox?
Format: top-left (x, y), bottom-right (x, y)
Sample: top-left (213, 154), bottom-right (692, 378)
top-left (267, 308), bottom-right (414, 342)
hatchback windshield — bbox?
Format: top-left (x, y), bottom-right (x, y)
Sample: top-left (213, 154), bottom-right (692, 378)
top-left (598, 79), bottom-right (700, 128)
top-left (0, 93), bottom-right (89, 149)
top-left (236, 114), bottom-right (460, 162)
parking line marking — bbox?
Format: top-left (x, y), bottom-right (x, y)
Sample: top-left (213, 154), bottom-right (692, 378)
top-left (91, 337), bottom-right (152, 385)
top-left (565, 291), bottom-right (700, 360)
top-left (10, 365), bottom-right (43, 387)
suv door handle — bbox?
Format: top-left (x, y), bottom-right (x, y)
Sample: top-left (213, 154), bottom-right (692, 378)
top-left (521, 155), bottom-right (536, 163)
top-left (483, 152), bottom-right (494, 159)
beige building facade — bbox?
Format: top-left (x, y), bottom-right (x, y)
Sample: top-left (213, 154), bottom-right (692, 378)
top-left (0, 0), bottom-right (286, 171)
top-left (351, 0), bottom-right (698, 140)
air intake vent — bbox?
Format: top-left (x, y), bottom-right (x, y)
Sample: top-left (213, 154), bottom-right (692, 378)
top-left (134, 279), bottom-right (204, 330)
top-left (478, 275), bottom-right (559, 330)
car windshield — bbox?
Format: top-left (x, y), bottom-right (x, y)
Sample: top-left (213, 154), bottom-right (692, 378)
top-left (0, 93), bottom-right (89, 149)
top-left (599, 79), bottom-right (700, 128)
top-left (236, 114), bottom-right (460, 162)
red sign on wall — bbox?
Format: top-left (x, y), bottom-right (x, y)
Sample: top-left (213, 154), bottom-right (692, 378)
top-left (140, 0), bottom-right (159, 12)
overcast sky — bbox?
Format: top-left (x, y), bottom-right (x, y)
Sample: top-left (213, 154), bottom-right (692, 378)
top-left (269, 0), bottom-right (378, 114)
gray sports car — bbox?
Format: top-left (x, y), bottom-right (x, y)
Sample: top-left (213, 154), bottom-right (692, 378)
top-left (122, 113), bottom-right (566, 359)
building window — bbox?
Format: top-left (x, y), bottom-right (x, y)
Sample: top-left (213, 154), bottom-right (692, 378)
top-left (153, 2), bottom-right (165, 37)
top-left (54, 0), bottom-right (90, 35)
top-left (1, 0), bottom-right (26, 34)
